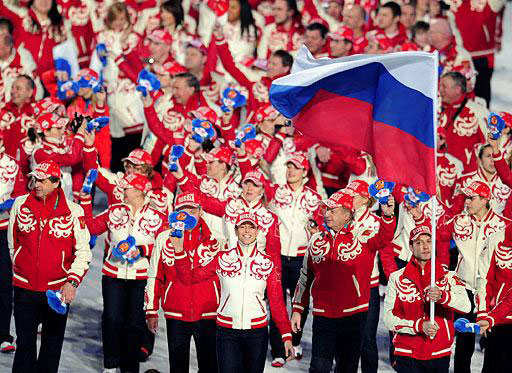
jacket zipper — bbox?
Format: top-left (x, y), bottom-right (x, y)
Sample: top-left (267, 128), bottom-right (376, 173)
top-left (287, 192), bottom-right (299, 256)
top-left (36, 199), bottom-right (46, 288)
top-left (241, 254), bottom-right (248, 326)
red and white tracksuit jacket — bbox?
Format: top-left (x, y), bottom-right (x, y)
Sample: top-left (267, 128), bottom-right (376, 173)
top-left (1, 4), bottom-right (67, 76)
top-left (257, 20), bottom-right (304, 59)
top-left (384, 258), bottom-right (471, 360)
top-left (437, 151), bottom-right (463, 205)
top-left (268, 183), bottom-right (322, 257)
top-left (177, 170), bottom-right (242, 241)
top-left (476, 226), bottom-right (512, 321)
top-left (448, 0), bottom-right (505, 67)
top-left (81, 198), bottom-right (166, 280)
top-left (491, 150), bottom-right (512, 218)
top-left (0, 100), bottom-right (34, 159)
top-left (31, 134), bottom-right (86, 201)
top-left (451, 166), bottom-right (511, 216)
top-left (7, 188), bottom-right (92, 291)
top-left (438, 95), bottom-right (489, 172)
top-left (0, 47), bottom-right (36, 103)
top-left (175, 242), bottom-right (293, 342)
top-left (145, 219), bottom-right (222, 322)
top-left (438, 209), bottom-right (511, 291)
top-left (66, 97), bottom-right (111, 168)
top-left (353, 206), bottom-right (382, 288)
top-left (60, 0), bottom-right (96, 67)
top-left (0, 152), bottom-right (26, 229)
top-left (83, 147), bottom-right (174, 215)
top-left (478, 287), bottom-right (512, 328)
top-left (293, 215), bottom-right (396, 318)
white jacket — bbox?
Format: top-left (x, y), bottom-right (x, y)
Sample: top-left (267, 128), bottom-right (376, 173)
top-left (268, 183), bottom-right (321, 257)
top-left (438, 209), bottom-right (510, 291)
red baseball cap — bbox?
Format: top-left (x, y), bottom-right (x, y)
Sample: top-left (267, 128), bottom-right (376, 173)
top-left (147, 29), bottom-right (173, 45)
top-left (175, 191), bottom-right (201, 210)
top-left (409, 225), bottom-right (432, 242)
top-left (462, 181), bottom-right (491, 199)
top-left (191, 106), bottom-right (218, 125)
top-left (235, 212), bottom-right (259, 227)
top-left (37, 112), bottom-right (68, 132)
top-left (29, 160), bottom-right (62, 180)
top-left (202, 146), bottom-right (234, 166)
top-left (328, 26), bottom-right (354, 43)
top-left (122, 149), bottom-right (152, 166)
top-left (287, 153), bottom-right (310, 171)
top-left (254, 104), bottom-right (279, 123)
top-left (322, 190), bottom-right (354, 211)
top-left (245, 139), bottom-right (264, 158)
top-left (242, 170), bottom-right (265, 186)
top-left (119, 173), bottom-right (152, 193)
top-left (187, 39), bottom-right (208, 55)
top-left (33, 97), bottom-right (66, 118)
top-left (346, 180), bottom-right (370, 199)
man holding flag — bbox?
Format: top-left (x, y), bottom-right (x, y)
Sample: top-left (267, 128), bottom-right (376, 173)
top-left (384, 225), bottom-right (471, 372)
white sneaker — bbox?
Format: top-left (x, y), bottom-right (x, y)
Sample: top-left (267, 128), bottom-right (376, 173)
top-left (271, 357), bottom-right (285, 367)
top-left (294, 344), bottom-right (303, 360)
top-left (0, 341), bottom-right (15, 353)
top-left (102, 369), bottom-right (116, 373)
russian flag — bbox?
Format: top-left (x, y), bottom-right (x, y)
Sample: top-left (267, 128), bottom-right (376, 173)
top-left (270, 47), bottom-right (438, 194)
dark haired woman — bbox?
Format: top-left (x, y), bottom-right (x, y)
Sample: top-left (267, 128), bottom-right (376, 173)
top-left (159, 0), bottom-right (195, 65)
top-left (1, 0), bottom-right (66, 76)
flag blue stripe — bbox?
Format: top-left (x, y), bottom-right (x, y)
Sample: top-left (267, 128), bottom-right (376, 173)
top-left (269, 62), bottom-right (435, 148)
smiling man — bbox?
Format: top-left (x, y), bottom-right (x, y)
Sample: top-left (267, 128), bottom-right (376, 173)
top-left (7, 160), bottom-right (92, 373)
top-left (384, 226), bottom-right (471, 373)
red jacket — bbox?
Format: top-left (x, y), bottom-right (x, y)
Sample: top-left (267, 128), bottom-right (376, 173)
top-left (317, 146), bottom-right (367, 190)
top-left (476, 226), bottom-right (512, 320)
top-left (145, 219), bottom-right (221, 322)
top-left (7, 188), bottom-right (92, 291)
top-left (66, 97), bottom-right (111, 168)
top-left (0, 101), bottom-right (34, 158)
top-left (0, 152), bottom-right (27, 229)
top-left (293, 215), bottom-right (396, 318)
top-left (384, 258), bottom-right (471, 360)
top-left (60, 0), bottom-right (95, 67)
top-left (481, 287), bottom-right (512, 328)
top-left (450, 0), bottom-right (504, 67)
top-left (1, 4), bottom-right (66, 76)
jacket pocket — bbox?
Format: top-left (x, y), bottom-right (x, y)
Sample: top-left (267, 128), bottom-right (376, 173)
top-left (255, 295), bottom-right (266, 314)
top-left (352, 275), bottom-right (361, 297)
top-left (163, 281), bottom-right (173, 304)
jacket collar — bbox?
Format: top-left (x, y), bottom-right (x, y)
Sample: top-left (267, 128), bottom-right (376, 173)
top-left (404, 256), bottom-right (446, 292)
top-left (25, 187), bottom-right (70, 220)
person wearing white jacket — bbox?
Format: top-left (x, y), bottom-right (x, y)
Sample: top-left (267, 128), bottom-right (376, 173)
top-left (267, 153), bottom-right (321, 365)
top-left (174, 212), bottom-right (294, 373)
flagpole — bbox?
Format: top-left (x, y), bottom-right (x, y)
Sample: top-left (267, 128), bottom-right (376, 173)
top-left (430, 51), bottom-right (439, 323)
